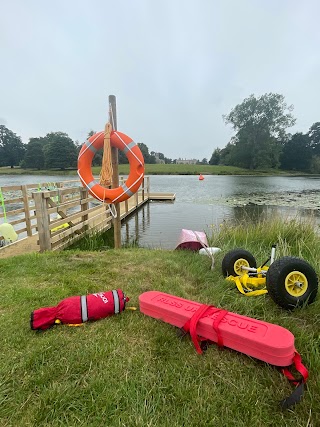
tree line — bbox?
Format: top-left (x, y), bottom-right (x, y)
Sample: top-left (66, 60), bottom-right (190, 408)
top-left (209, 93), bottom-right (320, 173)
top-left (0, 127), bottom-right (79, 170)
top-left (0, 127), bottom-right (182, 170)
top-left (1, 94), bottom-right (319, 172)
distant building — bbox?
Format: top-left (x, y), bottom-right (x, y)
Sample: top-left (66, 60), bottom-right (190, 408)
top-left (176, 158), bottom-right (198, 165)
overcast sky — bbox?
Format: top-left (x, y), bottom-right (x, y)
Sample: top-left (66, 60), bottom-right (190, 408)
top-left (1, 0), bottom-right (319, 160)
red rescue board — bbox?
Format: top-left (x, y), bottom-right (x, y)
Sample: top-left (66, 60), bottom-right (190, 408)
top-left (139, 291), bottom-right (295, 367)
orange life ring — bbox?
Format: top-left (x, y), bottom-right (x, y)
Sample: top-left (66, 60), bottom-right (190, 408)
top-left (78, 131), bottom-right (145, 204)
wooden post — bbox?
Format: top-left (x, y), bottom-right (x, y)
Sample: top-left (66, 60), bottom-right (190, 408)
top-left (135, 210), bottom-right (139, 241)
top-left (109, 94), bottom-right (122, 248)
top-left (80, 188), bottom-right (89, 232)
top-left (56, 182), bottom-right (66, 215)
top-left (147, 176), bottom-right (150, 200)
top-left (33, 192), bottom-right (52, 252)
top-left (21, 185), bottom-right (32, 236)
top-left (142, 176), bottom-right (145, 201)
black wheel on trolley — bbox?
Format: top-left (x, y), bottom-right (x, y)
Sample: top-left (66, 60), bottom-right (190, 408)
top-left (222, 249), bottom-right (257, 277)
top-left (266, 256), bottom-right (318, 309)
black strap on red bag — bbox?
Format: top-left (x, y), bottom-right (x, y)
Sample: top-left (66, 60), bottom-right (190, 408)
top-left (181, 304), bottom-right (308, 410)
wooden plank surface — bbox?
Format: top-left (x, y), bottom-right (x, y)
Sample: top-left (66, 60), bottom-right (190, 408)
top-left (148, 193), bottom-right (176, 200)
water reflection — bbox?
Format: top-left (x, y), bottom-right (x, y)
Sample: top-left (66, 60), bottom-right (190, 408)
top-left (123, 203), bottom-right (151, 245)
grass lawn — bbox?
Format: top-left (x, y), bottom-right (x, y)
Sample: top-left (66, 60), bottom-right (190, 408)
top-left (0, 218), bottom-right (319, 426)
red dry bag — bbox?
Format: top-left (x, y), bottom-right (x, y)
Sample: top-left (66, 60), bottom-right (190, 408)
top-left (31, 289), bottom-right (128, 331)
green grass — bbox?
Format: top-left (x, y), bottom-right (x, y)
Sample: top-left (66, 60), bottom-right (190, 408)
top-left (1, 217), bottom-right (320, 426)
top-left (0, 166), bottom-right (78, 176)
top-left (0, 164), bottom-right (310, 176)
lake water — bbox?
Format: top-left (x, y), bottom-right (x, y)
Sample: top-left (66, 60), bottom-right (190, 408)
top-left (1, 174), bottom-right (320, 249)
top-left (124, 175), bottom-right (320, 249)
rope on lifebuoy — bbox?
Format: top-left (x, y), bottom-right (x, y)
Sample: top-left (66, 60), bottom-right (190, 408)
top-left (79, 131), bottom-right (104, 158)
top-left (113, 131), bottom-right (144, 166)
top-left (100, 123), bottom-right (113, 187)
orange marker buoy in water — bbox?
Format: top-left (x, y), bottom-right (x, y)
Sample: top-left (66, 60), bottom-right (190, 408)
top-left (199, 174), bottom-right (204, 181)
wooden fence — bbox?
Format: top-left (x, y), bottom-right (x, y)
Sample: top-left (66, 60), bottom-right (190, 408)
top-left (0, 176), bottom-right (150, 252)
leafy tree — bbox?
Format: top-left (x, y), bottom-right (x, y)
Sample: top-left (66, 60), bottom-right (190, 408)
top-left (223, 93), bottom-right (296, 169)
top-left (138, 142), bottom-right (152, 163)
top-left (74, 140), bottom-right (82, 156)
top-left (219, 142), bottom-right (236, 166)
top-left (118, 149), bottom-right (129, 164)
top-left (85, 130), bottom-right (103, 166)
top-left (44, 132), bottom-right (77, 170)
top-left (280, 133), bottom-right (312, 171)
top-left (148, 151), bottom-right (157, 164)
top-left (0, 125), bottom-right (26, 168)
top-left (197, 158), bottom-right (208, 165)
top-left (231, 127), bottom-right (282, 169)
top-left (308, 122), bottom-right (320, 155)
top-left (209, 148), bottom-right (221, 165)
top-left (310, 155), bottom-right (320, 174)
top-left (24, 138), bottom-right (45, 169)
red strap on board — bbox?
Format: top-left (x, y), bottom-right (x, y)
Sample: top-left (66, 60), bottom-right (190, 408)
top-left (183, 304), bottom-right (228, 354)
top-left (282, 352), bottom-right (308, 384)
top-left (212, 308), bottom-right (228, 347)
top-left (280, 352), bottom-right (308, 410)
top-left (183, 304), bottom-right (210, 354)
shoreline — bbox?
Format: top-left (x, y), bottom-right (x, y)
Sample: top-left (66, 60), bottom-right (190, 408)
top-left (0, 166), bottom-right (316, 178)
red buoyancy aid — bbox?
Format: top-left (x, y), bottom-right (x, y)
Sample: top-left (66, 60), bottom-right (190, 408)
top-left (139, 291), bottom-right (308, 409)
top-left (31, 289), bottom-right (128, 331)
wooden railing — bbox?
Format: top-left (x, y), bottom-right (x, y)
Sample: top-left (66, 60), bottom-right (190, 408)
top-left (0, 176), bottom-right (150, 252)
top-left (0, 180), bottom-right (79, 239)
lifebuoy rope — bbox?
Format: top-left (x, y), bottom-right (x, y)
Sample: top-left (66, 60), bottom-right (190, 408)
top-left (113, 132), bottom-right (144, 166)
top-left (77, 170), bottom-right (104, 202)
top-left (110, 173), bottom-right (144, 204)
top-left (100, 122), bottom-right (113, 187)
top-left (78, 132), bottom-right (104, 159)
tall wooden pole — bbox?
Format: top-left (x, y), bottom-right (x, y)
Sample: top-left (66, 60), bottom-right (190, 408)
top-left (109, 95), bottom-right (121, 248)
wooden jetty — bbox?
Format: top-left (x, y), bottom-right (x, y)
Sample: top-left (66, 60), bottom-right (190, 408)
top-left (0, 176), bottom-right (175, 258)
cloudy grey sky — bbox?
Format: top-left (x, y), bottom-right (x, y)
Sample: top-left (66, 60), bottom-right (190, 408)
top-left (1, 0), bottom-right (319, 160)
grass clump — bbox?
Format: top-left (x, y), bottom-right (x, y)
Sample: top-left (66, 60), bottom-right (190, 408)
top-left (0, 217), bottom-right (320, 426)
top-left (211, 215), bottom-right (320, 267)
